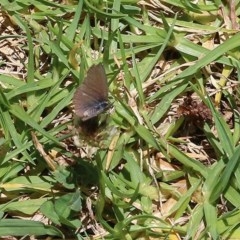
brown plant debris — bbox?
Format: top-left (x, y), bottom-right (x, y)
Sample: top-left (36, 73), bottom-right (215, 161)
top-left (177, 94), bottom-right (212, 126)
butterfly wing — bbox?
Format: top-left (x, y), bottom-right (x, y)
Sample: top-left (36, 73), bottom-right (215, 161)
top-left (73, 64), bottom-right (109, 120)
top-left (83, 64), bottom-right (108, 100)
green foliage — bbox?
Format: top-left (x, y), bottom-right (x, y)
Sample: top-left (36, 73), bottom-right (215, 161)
top-left (0, 0), bottom-right (240, 239)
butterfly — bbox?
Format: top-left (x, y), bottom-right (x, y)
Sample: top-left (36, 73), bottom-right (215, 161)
top-left (73, 64), bottom-right (109, 121)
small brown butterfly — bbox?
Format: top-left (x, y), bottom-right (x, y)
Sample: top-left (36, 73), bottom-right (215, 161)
top-left (73, 64), bottom-right (109, 121)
